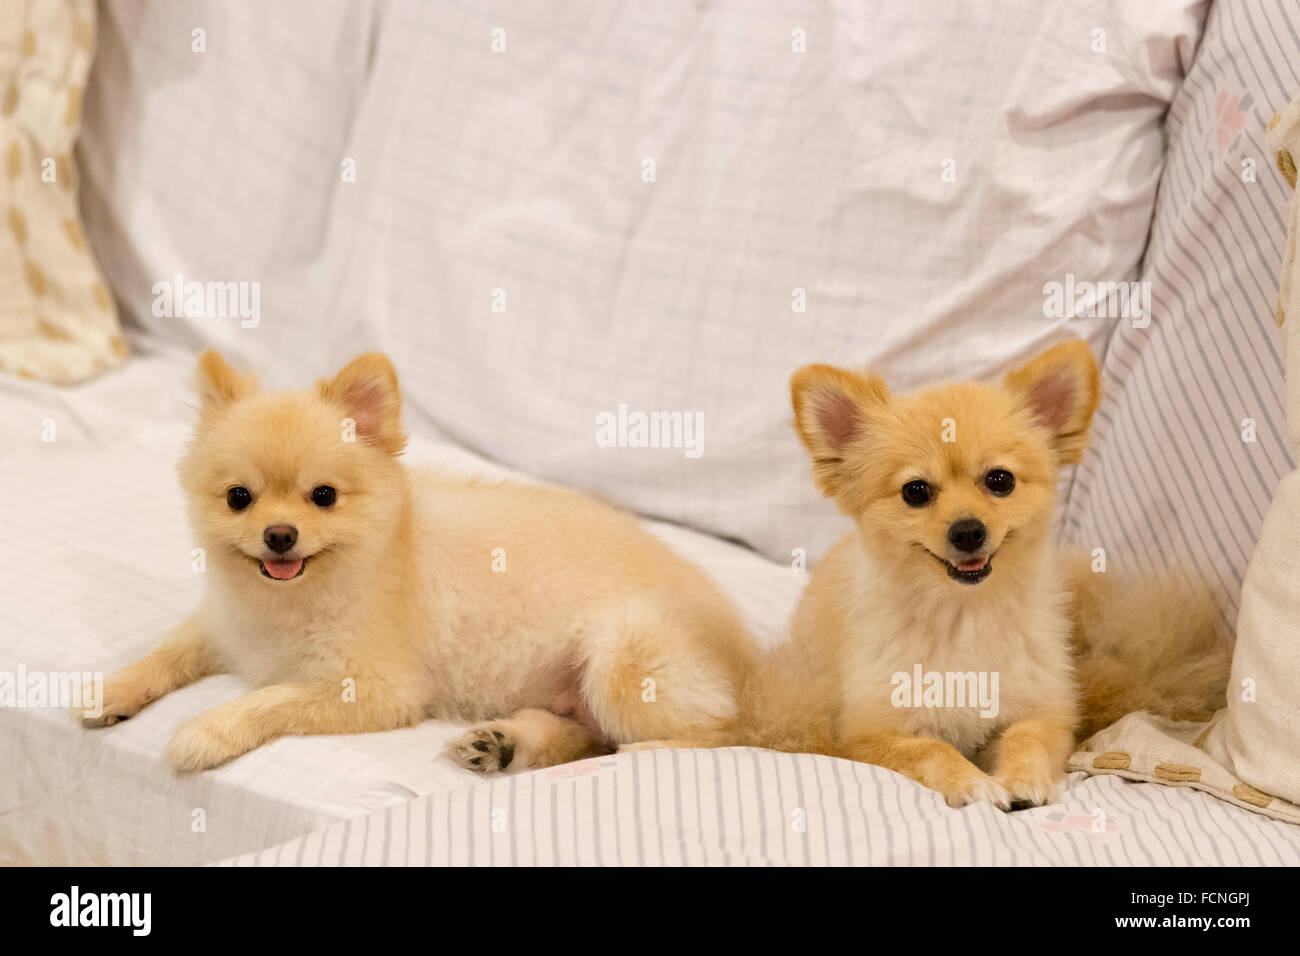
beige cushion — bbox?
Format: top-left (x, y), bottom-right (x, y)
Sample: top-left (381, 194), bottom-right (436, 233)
top-left (1066, 712), bottom-right (1300, 827)
top-left (1070, 713), bottom-right (1300, 826)
top-left (0, 0), bottom-right (124, 383)
top-left (1200, 471), bottom-right (1300, 808)
top-left (1272, 95), bottom-right (1300, 449)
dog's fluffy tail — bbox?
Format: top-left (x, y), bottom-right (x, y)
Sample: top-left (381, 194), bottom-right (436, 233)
top-left (730, 641), bottom-right (840, 757)
top-left (628, 643), bottom-right (839, 756)
top-left (1064, 554), bottom-right (1231, 743)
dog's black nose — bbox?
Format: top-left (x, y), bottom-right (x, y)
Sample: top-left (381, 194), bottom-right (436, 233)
top-left (947, 518), bottom-right (986, 553)
top-left (263, 524), bottom-right (298, 554)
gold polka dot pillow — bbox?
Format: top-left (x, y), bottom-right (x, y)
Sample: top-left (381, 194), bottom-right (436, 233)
top-left (0, 0), bottom-right (124, 383)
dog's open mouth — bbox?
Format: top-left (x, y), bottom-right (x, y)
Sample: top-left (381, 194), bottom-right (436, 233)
top-left (946, 554), bottom-right (991, 584)
top-left (928, 551), bottom-right (994, 585)
top-left (260, 556), bottom-right (306, 581)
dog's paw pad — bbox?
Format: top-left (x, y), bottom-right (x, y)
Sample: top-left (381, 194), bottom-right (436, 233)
top-left (449, 725), bottom-right (515, 773)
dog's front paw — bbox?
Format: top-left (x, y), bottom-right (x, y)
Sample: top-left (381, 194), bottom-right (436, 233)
top-left (164, 714), bottom-right (245, 773)
top-left (995, 766), bottom-right (1060, 810)
top-left (940, 770), bottom-right (1011, 810)
top-left (448, 724), bottom-right (515, 773)
top-left (75, 677), bottom-right (148, 727)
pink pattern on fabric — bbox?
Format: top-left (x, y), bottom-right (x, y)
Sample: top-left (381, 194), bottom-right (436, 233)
top-left (1215, 90), bottom-right (1250, 158)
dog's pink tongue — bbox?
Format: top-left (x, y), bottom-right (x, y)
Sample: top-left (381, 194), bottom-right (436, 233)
top-left (262, 557), bottom-right (303, 580)
top-left (956, 556), bottom-right (989, 572)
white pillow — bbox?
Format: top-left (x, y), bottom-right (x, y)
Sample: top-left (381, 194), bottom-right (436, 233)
top-left (1203, 471), bottom-right (1300, 805)
top-left (1201, 95), bottom-right (1300, 806)
top-left (79, 0), bottom-right (1203, 562)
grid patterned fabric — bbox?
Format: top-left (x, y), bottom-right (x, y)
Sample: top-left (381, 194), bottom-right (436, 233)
top-left (1063, 0), bottom-right (1300, 627)
top-left (77, 0), bottom-right (1205, 566)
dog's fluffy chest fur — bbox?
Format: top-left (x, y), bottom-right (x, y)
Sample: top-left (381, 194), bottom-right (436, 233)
top-left (827, 541), bottom-right (1076, 757)
top-left (200, 568), bottom-right (398, 689)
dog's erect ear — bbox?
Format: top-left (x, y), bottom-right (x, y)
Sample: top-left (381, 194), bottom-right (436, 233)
top-left (791, 364), bottom-right (890, 500)
top-left (195, 350), bottom-right (257, 412)
top-left (1002, 339), bottom-right (1100, 466)
top-left (316, 353), bottom-right (407, 455)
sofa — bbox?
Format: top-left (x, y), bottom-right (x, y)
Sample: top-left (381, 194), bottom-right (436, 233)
top-left (3, 0), bottom-right (1300, 865)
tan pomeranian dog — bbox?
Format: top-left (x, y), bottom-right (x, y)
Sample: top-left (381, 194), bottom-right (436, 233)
top-left (750, 340), bottom-right (1228, 809)
top-left (79, 351), bottom-right (756, 773)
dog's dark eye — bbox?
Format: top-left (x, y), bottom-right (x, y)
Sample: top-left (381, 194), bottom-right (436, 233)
top-left (311, 485), bottom-right (337, 508)
top-left (985, 469), bottom-right (1015, 496)
top-left (901, 480), bottom-right (932, 507)
top-left (227, 486), bottom-right (252, 511)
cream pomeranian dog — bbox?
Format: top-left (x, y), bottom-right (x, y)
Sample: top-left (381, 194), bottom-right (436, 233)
top-left (78, 351), bottom-right (755, 772)
top-left (747, 340), bottom-right (1228, 809)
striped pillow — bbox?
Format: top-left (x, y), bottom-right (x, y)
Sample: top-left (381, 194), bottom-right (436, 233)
top-left (1067, 0), bottom-right (1300, 826)
top-left (1062, 0), bottom-right (1299, 630)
